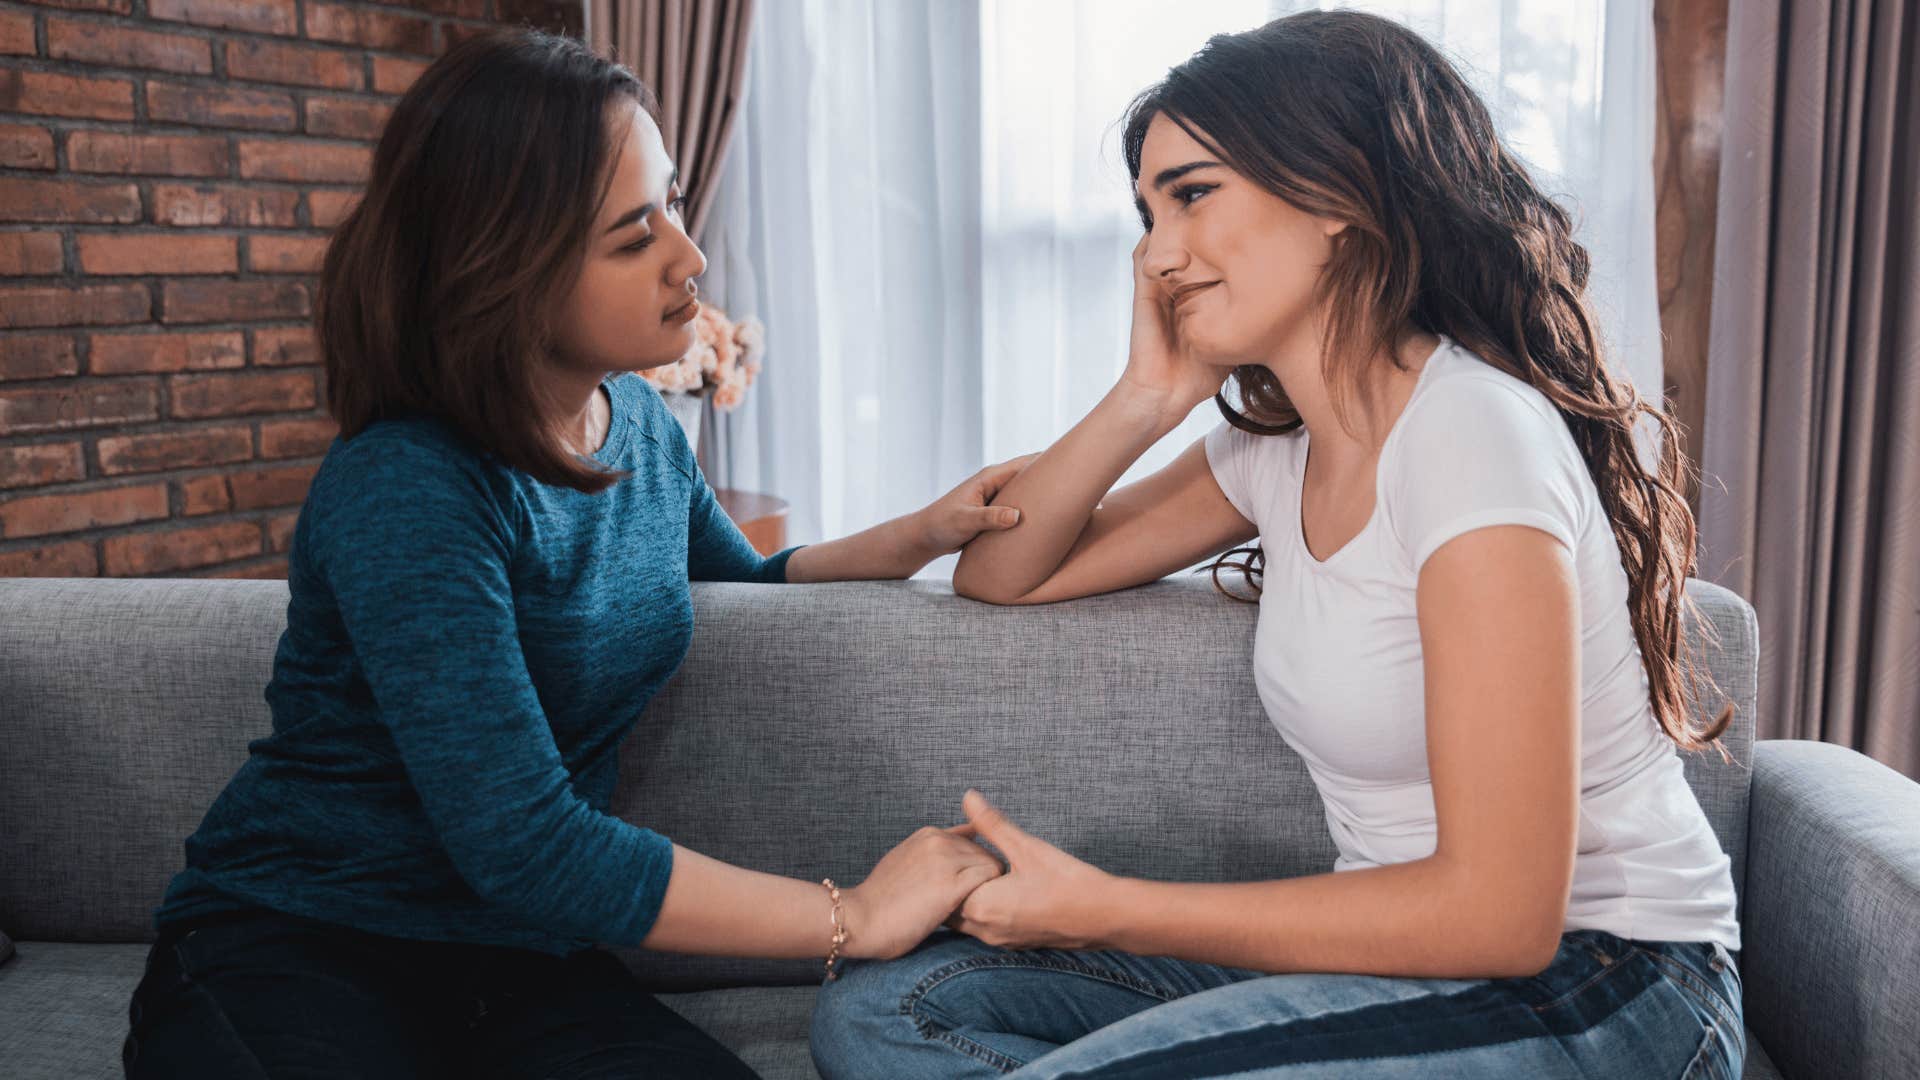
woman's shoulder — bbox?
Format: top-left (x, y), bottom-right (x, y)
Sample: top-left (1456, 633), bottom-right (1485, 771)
top-left (1391, 340), bottom-right (1574, 457)
top-left (305, 414), bottom-right (512, 529)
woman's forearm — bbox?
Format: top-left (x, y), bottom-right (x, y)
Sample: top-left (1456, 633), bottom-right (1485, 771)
top-left (953, 382), bottom-right (1179, 602)
top-left (785, 516), bottom-right (934, 582)
top-left (1088, 856), bottom-right (1564, 980)
top-left (641, 844), bottom-right (841, 958)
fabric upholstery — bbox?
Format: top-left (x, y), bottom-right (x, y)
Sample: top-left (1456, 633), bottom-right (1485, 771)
top-left (1742, 740), bottom-right (1920, 1080)
top-left (0, 573), bottom-right (1805, 1079)
top-left (1, 575), bottom-right (1754, 964)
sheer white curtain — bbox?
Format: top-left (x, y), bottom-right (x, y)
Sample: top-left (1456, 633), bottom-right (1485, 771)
top-left (706, 0), bottom-right (1664, 545)
top-left (699, 0), bottom-right (983, 546)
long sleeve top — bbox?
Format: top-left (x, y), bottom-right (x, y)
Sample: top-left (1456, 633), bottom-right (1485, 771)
top-left (154, 373), bottom-right (794, 955)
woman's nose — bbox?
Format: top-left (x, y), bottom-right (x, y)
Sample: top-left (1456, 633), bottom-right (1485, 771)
top-left (1141, 235), bottom-right (1189, 280)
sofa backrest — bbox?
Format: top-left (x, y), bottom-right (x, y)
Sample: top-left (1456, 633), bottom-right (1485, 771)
top-left (0, 574), bottom-right (1756, 987)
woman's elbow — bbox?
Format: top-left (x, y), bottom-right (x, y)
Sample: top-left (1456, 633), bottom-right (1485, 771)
top-left (951, 563), bottom-right (1026, 605)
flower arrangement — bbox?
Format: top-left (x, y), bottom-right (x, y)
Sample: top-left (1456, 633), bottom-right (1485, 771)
top-left (637, 303), bottom-right (764, 412)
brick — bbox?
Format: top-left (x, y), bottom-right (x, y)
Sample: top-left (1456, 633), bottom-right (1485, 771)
top-left (147, 0), bottom-right (295, 36)
top-left (0, 540), bottom-right (99, 577)
top-left (177, 472), bottom-right (226, 514)
top-left (305, 189), bottom-right (359, 229)
top-left (0, 378), bottom-right (158, 435)
top-left (15, 0), bottom-right (131, 12)
top-left (146, 81), bottom-right (295, 132)
top-left (225, 39), bottom-right (361, 90)
top-left (46, 17), bottom-right (214, 74)
top-left (0, 12), bottom-right (35, 56)
top-left (152, 183), bottom-right (299, 227)
top-left (412, 0), bottom-right (488, 16)
top-left (252, 325), bottom-right (316, 367)
top-left (0, 123), bottom-right (56, 169)
top-left (79, 233), bottom-right (237, 275)
top-left (97, 424), bottom-right (252, 476)
top-left (370, 55), bottom-right (428, 95)
top-left (0, 283), bottom-right (149, 329)
top-left (0, 232), bottom-right (64, 275)
top-left (0, 69), bottom-right (135, 121)
top-left (90, 330), bottom-right (243, 374)
top-left (201, 554), bottom-right (286, 579)
top-left (227, 461), bottom-right (317, 509)
top-left (238, 140), bottom-right (370, 183)
top-left (0, 442), bottom-right (85, 489)
top-left (161, 279), bottom-right (309, 324)
top-left (0, 334), bottom-right (78, 380)
top-left (247, 234), bottom-right (327, 274)
top-left (169, 369), bottom-right (315, 419)
top-left (305, 4), bottom-right (434, 55)
top-left (67, 131), bottom-right (228, 176)
top-left (265, 509), bottom-right (298, 551)
top-left (0, 177), bottom-right (140, 223)
top-left (0, 482), bottom-right (167, 539)
top-left (259, 415), bottom-right (336, 458)
top-left (305, 95), bottom-right (391, 140)
top-left (102, 519), bottom-right (261, 575)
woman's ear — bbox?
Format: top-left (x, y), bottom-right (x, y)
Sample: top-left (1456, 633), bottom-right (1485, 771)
top-left (1321, 218), bottom-right (1349, 238)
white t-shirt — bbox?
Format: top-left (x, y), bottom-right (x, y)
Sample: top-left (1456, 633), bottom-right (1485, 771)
top-left (1205, 336), bottom-right (1740, 950)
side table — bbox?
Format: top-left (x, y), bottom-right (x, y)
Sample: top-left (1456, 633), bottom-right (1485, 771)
top-left (714, 489), bottom-right (790, 557)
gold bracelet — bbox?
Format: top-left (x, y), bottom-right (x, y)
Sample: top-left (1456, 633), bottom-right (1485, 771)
top-left (822, 878), bottom-right (850, 981)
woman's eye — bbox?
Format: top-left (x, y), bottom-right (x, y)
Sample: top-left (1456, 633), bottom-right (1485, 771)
top-left (623, 234), bottom-right (656, 254)
top-left (1172, 183), bottom-right (1216, 206)
top-left (667, 194), bottom-right (689, 216)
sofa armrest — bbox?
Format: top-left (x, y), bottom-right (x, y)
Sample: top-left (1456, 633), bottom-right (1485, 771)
top-left (1742, 740), bottom-right (1920, 1080)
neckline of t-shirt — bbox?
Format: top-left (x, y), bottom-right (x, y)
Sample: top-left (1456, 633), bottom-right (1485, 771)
top-left (590, 376), bottom-right (631, 465)
top-left (1291, 334), bottom-right (1452, 570)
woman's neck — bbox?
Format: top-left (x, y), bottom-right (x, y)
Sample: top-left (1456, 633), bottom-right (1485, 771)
top-left (1265, 326), bottom-right (1438, 464)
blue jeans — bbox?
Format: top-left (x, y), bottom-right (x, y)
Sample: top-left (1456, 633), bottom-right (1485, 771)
top-left (811, 929), bottom-right (1743, 1079)
top-left (123, 904), bottom-right (756, 1079)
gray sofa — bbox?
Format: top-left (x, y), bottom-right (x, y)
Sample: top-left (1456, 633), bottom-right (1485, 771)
top-left (2, 574), bottom-right (1916, 1079)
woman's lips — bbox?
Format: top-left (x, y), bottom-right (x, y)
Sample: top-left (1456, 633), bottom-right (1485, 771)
top-left (664, 297), bottom-right (701, 325)
top-left (1171, 281), bottom-right (1220, 310)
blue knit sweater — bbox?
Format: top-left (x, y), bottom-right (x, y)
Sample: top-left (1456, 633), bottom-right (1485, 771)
top-left (155, 374), bottom-right (795, 955)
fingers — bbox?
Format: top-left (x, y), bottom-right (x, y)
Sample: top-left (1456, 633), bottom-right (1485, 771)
top-left (945, 822), bottom-right (978, 838)
top-left (974, 505), bottom-right (1020, 531)
top-left (962, 789), bottom-right (1030, 856)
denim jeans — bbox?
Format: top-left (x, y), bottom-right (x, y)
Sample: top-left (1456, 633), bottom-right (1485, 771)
top-left (811, 929), bottom-right (1743, 1079)
top-left (122, 904), bottom-right (756, 1079)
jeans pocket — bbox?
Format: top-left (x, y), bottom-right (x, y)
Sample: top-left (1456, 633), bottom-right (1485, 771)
top-left (1633, 945), bottom-right (1742, 1040)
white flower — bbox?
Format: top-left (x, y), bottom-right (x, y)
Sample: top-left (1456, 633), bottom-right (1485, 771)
top-left (734, 315), bottom-right (765, 363)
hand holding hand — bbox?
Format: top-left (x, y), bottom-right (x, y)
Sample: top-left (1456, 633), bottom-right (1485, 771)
top-left (842, 824), bottom-right (1003, 961)
top-left (946, 790), bottom-right (1113, 951)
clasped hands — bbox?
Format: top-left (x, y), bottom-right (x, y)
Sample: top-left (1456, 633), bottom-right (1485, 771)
top-left (840, 790), bottom-right (1112, 962)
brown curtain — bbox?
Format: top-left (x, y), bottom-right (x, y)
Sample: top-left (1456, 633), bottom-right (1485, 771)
top-left (1699, 0), bottom-right (1919, 777)
top-left (588, 0), bottom-right (756, 243)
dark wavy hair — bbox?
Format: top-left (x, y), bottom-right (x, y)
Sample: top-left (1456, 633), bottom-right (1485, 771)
top-left (317, 28), bottom-right (656, 494)
top-left (1123, 11), bottom-right (1728, 753)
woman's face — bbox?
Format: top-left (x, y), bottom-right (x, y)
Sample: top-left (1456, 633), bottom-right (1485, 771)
top-left (551, 102), bottom-right (708, 373)
top-left (1134, 112), bottom-right (1345, 367)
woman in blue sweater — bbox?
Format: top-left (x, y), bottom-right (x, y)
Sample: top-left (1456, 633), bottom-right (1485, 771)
top-left (124, 30), bottom-right (1017, 1078)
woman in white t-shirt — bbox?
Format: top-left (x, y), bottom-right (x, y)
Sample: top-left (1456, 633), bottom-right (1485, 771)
top-left (811, 11), bottom-right (1743, 1079)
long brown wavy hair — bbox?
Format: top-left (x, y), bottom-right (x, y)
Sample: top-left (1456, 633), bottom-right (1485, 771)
top-left (317, 29), bottom-right (655, 494)
top-left (1123, 11), bottom-right (1729, 753)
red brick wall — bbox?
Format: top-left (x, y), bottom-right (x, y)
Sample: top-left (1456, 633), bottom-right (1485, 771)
top-left (0, 0), bottom-right (581, 579)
